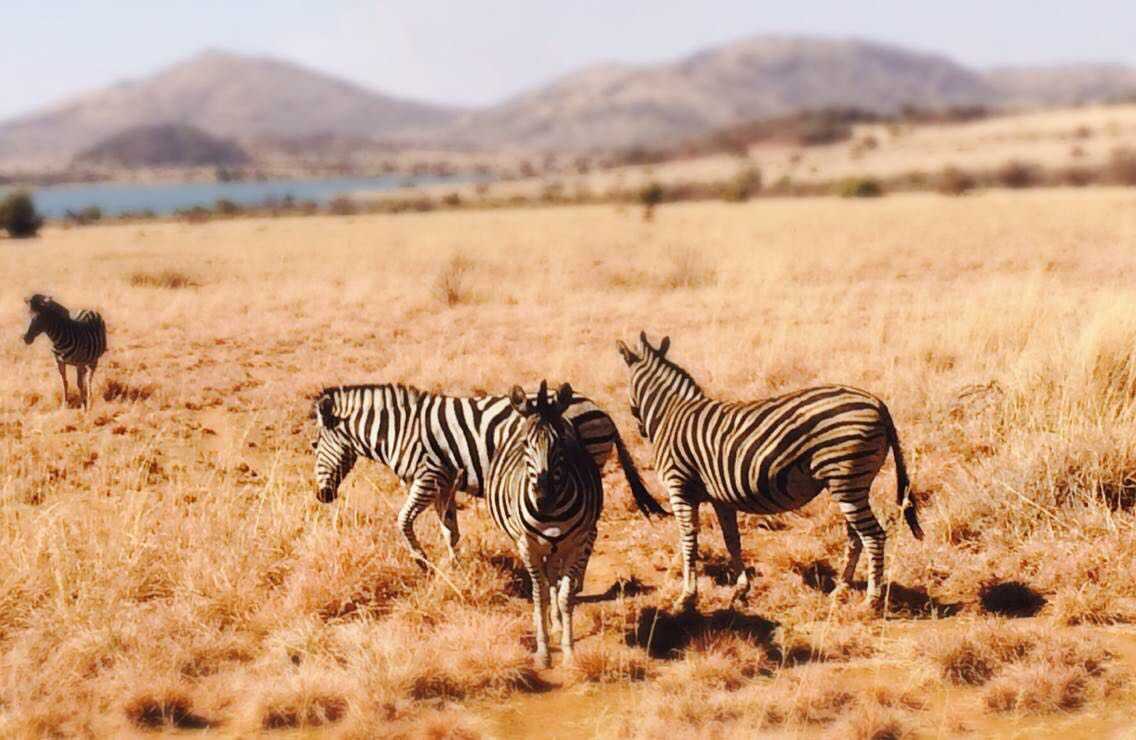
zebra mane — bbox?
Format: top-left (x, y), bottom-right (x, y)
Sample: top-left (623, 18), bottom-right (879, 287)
top-left (28, 294), bottom-right (70, 319)
top-left (643, 347), bottom-right (704, 398)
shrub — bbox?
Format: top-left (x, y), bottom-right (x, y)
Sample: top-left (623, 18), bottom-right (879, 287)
top-left (65, 205), bottom-right (102, 225)
top-left (722, 167), bottom-right (762, 203)
top-left (214, 198), bottom-right (241, 216)
top-left (996, 160), bottom-right (1041, 189)
top-left (432, 255), bottom-right (474, 306)
top-left (639, 182), bottom-right (665, 221)
top-left (327, 196), bottom-right (358, 216)
top-left (837, 177), bottom-right (883, 198)
top-left (441, 192), bottom-right (462, 208)
top-left (1, 191), bottom-right (44, 238)
top-left (936, 167), bottom-right (977, 196)
top-left (1106, 148), bottom-right (1136, 185)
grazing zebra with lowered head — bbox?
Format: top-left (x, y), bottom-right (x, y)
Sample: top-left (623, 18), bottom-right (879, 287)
top-left (486, 381), bottom-right (603, 667)
top-left (312, 381), bottom-right (666, 566)
top-left (23, 294), bottom-right (107, 410)
top-left (616, 331), bottom-right (924, 612)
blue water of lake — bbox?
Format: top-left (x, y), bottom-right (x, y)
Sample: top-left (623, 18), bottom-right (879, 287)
top-left (8, 174), bottom-right (468, 218)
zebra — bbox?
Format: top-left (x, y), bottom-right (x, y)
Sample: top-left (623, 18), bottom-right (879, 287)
top-left (616, 331), bottom-right (924, 612)
top-left (23, 294), bottom-right (107, 410)
top-left (486, 381), bottom-right (604, 668)
top-left (311, 381), bottom-right (666, 566)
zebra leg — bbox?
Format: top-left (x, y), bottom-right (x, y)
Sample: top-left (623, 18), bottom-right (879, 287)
top-left (832, 485), bottom-right (887, 609)
top-left (520, 540), bottom-right (551, 668)
top-left (670, 490), bottom-right (701, 612)
top-left (76, 365), bottom-right (88, 411)
top-left (56, 360), bottom-right (69, 409)
top-left (839, 521), bottom-right (863, 588)
top-left (87, 363), bottom-right (97, 410)
top-left (711, 501), bottom-right (751, 606)
top-left (548, 583), bottom-right (562, 635)
top-left (557, 573), bottom-right (575, 664)
top-left (433, 470), bottom-right (463, 561)
top-left (397, 477), bottom-right (440, 568)
top-left (559, 531), bottom-right (593, 664)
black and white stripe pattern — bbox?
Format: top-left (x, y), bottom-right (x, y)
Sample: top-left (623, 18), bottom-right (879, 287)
top-left (23, 294), bottom-right (107, 410)
top-left (312, 381), bottom-right (664, 565)
top-left (486, 381), bottom-right (603, 667)
top-left (617, 332), bottom-right (923, 611)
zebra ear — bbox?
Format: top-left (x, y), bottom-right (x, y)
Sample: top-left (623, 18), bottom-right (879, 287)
top-left (554, 383), bottom-right (573, 413)
top-left (658, 335), bottom-right (670, 356)
top-left (537, 380), bottom-right (549, 410)
top-left (639, 330), bottom-right (651, 352)
top-left (509, 385), bottom-right (531, 415)
top-left (317, 395), bottom-right (336, 429)
top-left (617, 340), bottom-right (640, 366)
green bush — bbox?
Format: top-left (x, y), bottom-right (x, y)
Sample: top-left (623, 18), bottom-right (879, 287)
top-left (722, 167), bottom-right (762, 202)
top-left (214, 198), bottom-right (242, 216)
top-left (996, 160), bottom-right (1040, 189)
top-left (1, 191), bottom-right (44, 238)
top-left (836, 177), bottom-right (883, 198)
top-left (638, 182), bottom-right (665, 221)
top-left (937, 167), bottom-right (977, 196)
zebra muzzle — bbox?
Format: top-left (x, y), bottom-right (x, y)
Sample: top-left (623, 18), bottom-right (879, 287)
top-left (316, 486), bottom-right (339, 503)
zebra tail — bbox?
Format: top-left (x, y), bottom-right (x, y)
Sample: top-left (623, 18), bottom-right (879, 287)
top-left (882, 403), bottom-right (924, 540)
top-left (612, 429), bottom-right (670, 518)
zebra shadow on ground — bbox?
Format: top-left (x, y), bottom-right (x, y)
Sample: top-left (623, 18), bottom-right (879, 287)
top-left (488, 555), bottom-right (655, 604)
top-left (625, 606), bottom-right (780, 660)
top-left (796, 559), bottom-right (963, 619)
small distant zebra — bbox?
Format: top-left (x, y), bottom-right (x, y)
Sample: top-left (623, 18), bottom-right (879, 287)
top-left (486, 381), bottom-right (603, 667)
top-left (617, 332), bottom-right (924, 612)
top-left (23, 294), bottom-right (107, 410)
top-left (312, 382), bottom-right (665, 566)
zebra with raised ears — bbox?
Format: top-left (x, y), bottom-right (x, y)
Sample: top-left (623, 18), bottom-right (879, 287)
top-left (311, 381), bottom-right (665, 566)
top-left (23, 294), bottom-right (107, 410)
top-left (486, 381), bottom-right (603, 667)
top-left (616, 331), bottom-right (923, 612)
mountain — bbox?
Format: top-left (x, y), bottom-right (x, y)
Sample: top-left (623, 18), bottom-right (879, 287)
top-left (4, 38), bottom-right (1136, 170)
top-left (986, 63), bottom-right (1136, 106)
top-left (74, 124), bottom-right (249, 168)
top-left (437, 36), bottom-right (1000, 151)
top-left (0, 50), bottom-right (459, 169)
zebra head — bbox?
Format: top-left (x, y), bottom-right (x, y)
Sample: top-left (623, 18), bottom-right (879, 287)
top-left (23, 294), bottom-right (65, 345)
top-left (616, 331), bottom-right (673, 438)
top-left (312, 391), bottom-right (357, 503)
top-left (509, 380), bottom-right (575, 513)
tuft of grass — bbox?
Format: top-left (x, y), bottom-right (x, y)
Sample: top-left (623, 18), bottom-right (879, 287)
top-left (432, 254), bottom-right (476, 306)
top-left (836, 177), bottom-right (883, 198)
top-left (125, 692), bottom-right (212, 730)
top-left (128, 270), bottom-right (200, 289)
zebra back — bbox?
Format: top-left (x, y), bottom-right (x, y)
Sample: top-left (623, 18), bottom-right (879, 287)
top-left (313, 382), bottom-right (619, 497)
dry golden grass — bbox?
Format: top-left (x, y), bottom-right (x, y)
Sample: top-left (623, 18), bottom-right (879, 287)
top-left (2, 189), bottom-right (1136, 736)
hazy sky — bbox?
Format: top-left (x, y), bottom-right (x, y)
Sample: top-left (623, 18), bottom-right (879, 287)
top-left (3, 0), bottom-right (1135, 119)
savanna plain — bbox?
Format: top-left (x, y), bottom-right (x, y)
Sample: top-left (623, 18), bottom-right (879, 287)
top-left (2, 189), bottom-right (1136, 738)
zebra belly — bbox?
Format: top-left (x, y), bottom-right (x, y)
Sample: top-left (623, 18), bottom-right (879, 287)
top-left (703, 459), bottom-right (826, 514)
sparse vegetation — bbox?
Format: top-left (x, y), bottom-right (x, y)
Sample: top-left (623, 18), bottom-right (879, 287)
top-left (837, 176), bottom-right (884, 198)
top-left (722, 166), bottom-right (762, 202)
top-left (638, 181), bottom-right (665, 221)
top-left (128, 269), bottom-right (200, 288)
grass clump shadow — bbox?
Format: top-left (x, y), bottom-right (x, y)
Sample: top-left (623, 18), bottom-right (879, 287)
top-left (125, 693), bottom-right (213, 730)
